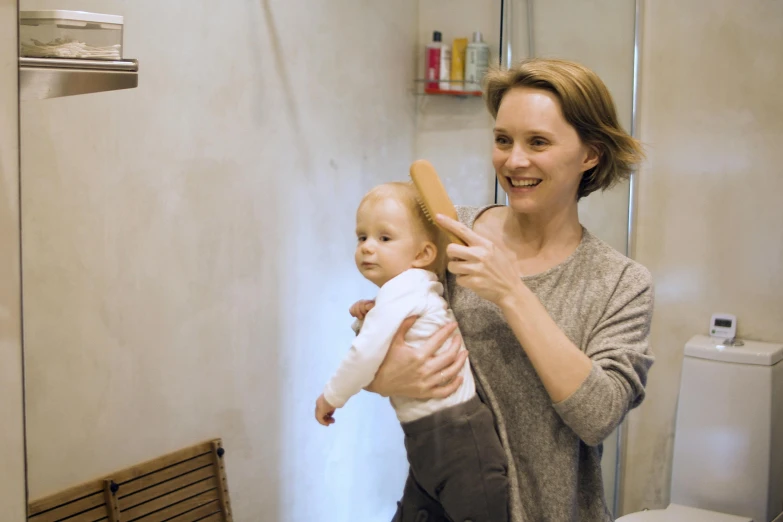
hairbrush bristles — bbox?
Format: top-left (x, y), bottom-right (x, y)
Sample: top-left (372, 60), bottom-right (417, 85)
top-left (418, 198), bottom-right (434, 223)
top-left (409, 160), bottom-right (466, 246)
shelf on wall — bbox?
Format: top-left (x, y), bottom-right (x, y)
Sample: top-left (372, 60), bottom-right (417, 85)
top-left (19, 57), bottom-right (139, 101)
top-left (423, 87), bottom-right (482, 97)
top-left (414, 79), bottom-right (483, 98)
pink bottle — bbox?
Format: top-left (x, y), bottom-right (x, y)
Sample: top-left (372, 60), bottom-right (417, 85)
top-left (425, 31), bottom-right (449, 91)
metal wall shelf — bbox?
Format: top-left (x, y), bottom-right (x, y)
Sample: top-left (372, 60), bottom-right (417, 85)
top-left (414, 79), bottom-right (483, 98)
top-left (20, 57), bottom-right (139, 101)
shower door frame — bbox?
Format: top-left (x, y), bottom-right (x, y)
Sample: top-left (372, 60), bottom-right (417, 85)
top-left (495, 0), bottom-right (644, 516)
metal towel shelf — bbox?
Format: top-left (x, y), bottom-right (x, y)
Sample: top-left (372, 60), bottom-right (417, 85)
top-left (20, 57), bottom-right (139, 100)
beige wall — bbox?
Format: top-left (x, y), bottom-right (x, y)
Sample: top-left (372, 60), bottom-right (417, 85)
top-left (623, 0), bottom-right (783, 513)
top-left (20, 1), bottom-right (416, 520)
top-left (0, 0), bottom-right (27, 520)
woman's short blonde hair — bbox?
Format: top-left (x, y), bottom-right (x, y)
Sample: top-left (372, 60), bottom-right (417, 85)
top-left (484, 58), bottom-right (644, 199)
top-left (359, 182), bottom-right (448, 276)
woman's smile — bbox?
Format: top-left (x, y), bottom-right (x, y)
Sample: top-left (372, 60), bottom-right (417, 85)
top-left (505, 176), bottom-right (543, 193)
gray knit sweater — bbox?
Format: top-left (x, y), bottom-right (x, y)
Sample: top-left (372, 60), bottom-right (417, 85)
top-left (447, 206), bottom-right (654, 522)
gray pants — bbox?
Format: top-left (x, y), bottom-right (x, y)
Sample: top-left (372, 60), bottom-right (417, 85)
top-left (392, 396), bottom-right (509, 522)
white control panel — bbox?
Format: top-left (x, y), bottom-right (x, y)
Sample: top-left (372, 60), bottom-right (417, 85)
top-left (709, 313), bottom-right (737, 340)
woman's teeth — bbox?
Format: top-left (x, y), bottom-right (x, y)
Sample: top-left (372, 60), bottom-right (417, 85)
top-left (509, 178), bottom-right (541, 187)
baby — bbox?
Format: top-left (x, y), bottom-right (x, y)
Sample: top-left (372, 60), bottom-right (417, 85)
top-left (315, 181), bottom-right (508, 521)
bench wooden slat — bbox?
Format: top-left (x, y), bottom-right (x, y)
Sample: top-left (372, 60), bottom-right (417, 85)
top-left (118, 454), bottom-right (214, 498)
top-left (119, 466), bottom-right (215, 511)
top-left (198, 513), bottom-right (223, 522)
top-left (32, 503), bottom-right (107, 522)
top-left (112, 443), bottom-right (214, 484)
top-left (29, 483), bottom-right (105, 517)
top-left (124, 489), bottom-right (220, 522)
top-left (157, 501), bottom-right (222, 522)
top-left (121, 477), bottom-right (218, 521)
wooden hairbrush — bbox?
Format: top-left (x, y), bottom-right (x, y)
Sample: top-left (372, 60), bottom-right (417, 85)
top-left (409, 159), bottom-right (467, 246)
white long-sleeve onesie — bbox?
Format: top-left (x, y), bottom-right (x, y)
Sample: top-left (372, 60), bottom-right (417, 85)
top-left (323, 269), bottom-right (475, 423)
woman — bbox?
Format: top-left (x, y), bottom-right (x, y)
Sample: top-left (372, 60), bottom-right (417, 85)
top-left (369, 58), bottom-right (655, 522)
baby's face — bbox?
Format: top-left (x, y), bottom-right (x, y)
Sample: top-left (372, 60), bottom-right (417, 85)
top-left (354, 198), bottom-right (425, 287)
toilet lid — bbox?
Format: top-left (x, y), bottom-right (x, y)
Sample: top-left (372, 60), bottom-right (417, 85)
top-left (616, 504), bottom-right (753, 522)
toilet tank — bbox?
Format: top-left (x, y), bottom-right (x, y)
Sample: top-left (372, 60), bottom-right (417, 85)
top-left (671, 335), bottom-right (783, 522)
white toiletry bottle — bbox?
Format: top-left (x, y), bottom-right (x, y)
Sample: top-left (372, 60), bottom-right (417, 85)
top-left (465, 31), bottom-right (490, 92)
top-left (434, 31), bottom-right (451, 90)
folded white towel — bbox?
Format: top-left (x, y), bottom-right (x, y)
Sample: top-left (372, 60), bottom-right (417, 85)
top-left (21, 38), bottom-right (121, 60)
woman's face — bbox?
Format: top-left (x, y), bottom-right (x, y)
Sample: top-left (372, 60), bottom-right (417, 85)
top-left (492, 87), bottom-right (599, 217)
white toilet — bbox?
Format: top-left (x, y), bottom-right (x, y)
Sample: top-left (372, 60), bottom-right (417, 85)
top-left (617, 334), bottom-right (783, 522)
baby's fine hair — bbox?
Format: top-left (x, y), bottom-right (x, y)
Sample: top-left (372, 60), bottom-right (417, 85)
top-left (359, 182), bottom-right (448, 277)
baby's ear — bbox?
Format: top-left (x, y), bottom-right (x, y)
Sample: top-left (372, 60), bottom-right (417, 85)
top-left (411, 241), bottom-right (437, 269)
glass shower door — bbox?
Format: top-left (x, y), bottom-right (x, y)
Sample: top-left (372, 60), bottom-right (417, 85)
top-left (499, 0), bottom-right (640, 515)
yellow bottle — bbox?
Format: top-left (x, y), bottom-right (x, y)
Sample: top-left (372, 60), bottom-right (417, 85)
top-left (451, 38), bottom-right (468, 91)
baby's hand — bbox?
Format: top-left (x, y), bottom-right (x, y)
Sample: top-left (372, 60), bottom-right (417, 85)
top-left (315, 394), bottom-right (336, 426)
top-left (349, 299), bottom-right (375, 320)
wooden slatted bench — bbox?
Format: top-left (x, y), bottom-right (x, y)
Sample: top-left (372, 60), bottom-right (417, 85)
top-left (28, 439), bottom-right (233, 522)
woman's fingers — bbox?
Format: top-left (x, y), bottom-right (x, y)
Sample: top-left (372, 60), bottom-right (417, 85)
top-left (428, 347), bottom-right (468, 398)
top-left (365, 315), bottom-right (421, 397)
top-left (447, 259), bottom-right (469, 275)
top-left (421, 322), bottom-right (459, 358)
top-left (424, 340), bottom-right (467, 388)
top-left (391, 315), bottom-right (419, 348)
top-left (430, 375), bottom-right (464, 399)
top-left (447, 258), bottom-right (481, 290)
top-left (445, 243), bottom-right (474, 261)
top-left (436, 214), bottom-right (489, 247)
top-left (367, 319), bottom-right (469, 401)
top-left (426, 333), bottom-right (462, 369)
